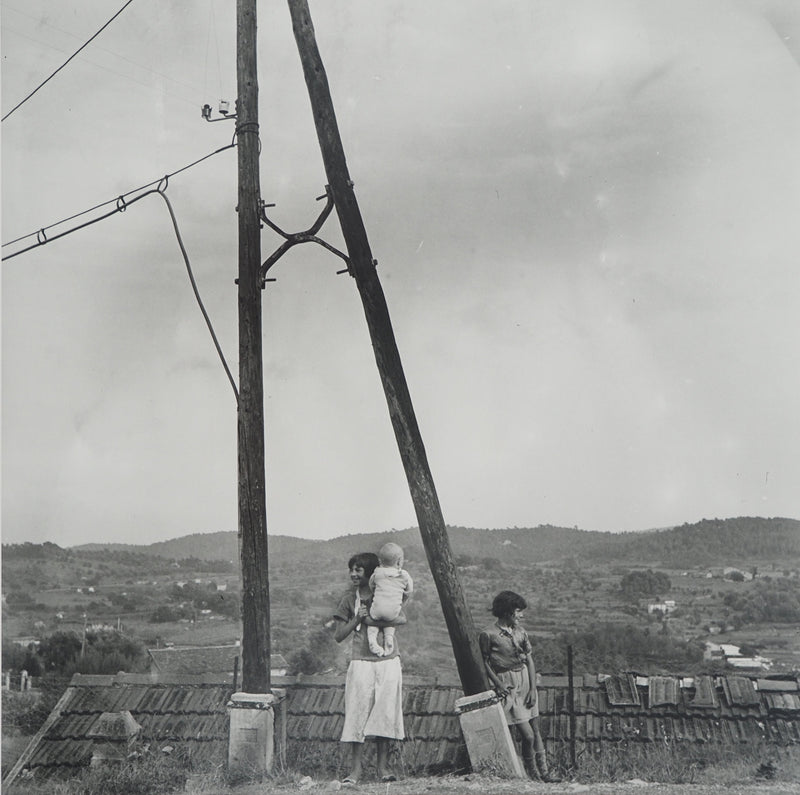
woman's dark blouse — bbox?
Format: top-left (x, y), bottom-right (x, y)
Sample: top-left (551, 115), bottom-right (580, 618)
top-left (333, 586), bottom-right (400, 662)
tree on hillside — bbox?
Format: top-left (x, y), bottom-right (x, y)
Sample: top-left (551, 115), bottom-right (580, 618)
top-left (620, 569), bottom-right (671, 599)
top-left (69, 630), bottom-right (147, 675)
top-left (150, 605), bottom-right (183, 623)
top-left (38, 631), bottom-right (82, 672)
top-left (287, 628), bottom-right (340, 675)
top-left (535, 623), bottom-right (704, 674)
top-left (1, 636), bottom-right (43, 676)
top-left (723, 578), bottom-right (800, 624)
top-left (36, 629), bottom-right (147, 675)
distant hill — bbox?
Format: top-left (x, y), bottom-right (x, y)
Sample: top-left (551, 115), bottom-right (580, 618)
top-left (70, 516), bottom-right (800, 569)
top-left (574, 516), bottom-right (800, 566)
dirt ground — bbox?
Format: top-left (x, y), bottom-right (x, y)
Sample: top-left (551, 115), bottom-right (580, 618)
top-left (203, 777), bottom-right (800, 795)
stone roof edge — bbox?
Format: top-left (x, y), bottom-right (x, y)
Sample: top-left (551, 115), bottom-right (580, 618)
top-left (69, 672), bottom-right (235, 687)
top-left (284, 671), bottom-right (800, 692)
top-left (65, 671), bottom-right (799, 691)
top-left (147, 644), bottom-right (241, 653)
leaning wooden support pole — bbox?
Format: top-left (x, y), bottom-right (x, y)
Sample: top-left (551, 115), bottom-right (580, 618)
top-left (287, 0), bottom-right (488, 696)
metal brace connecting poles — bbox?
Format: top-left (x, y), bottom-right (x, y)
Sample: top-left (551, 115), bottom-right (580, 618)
top-left (286, 0), bottom-right (488, 696)
top-left (259, 187), bottom-right (351, 286)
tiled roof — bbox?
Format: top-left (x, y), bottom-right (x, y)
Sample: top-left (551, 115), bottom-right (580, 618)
top-left (688, 674), bottom-right (718, 707)
top-left (284, 677), bottom-right (468, 778)
top-left (5, 671), bottom-right (799, 787)
top-left (722, 675), bottom-right (760, 706)
top-left (603, 673), bottom-right (640, 706)
top-left (648, 676), bottom-right (679, 707)
top-left (3, 673), bottom-right (235, 787)
top-left (148, 645), bottom-right (241, 677)
top-left (284, 672), bottom-right (800, 777)
top-left (147, 646), bottom-right (288, 677)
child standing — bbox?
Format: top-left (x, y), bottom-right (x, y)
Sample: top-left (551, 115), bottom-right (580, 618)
top-left (478, 590), bottom-right (559, 782)
top-left (365, 542), bottom-right (413, 657)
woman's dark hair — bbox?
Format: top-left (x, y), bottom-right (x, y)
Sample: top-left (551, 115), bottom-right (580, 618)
top-left (348, 552), bottom-right (380, 579)
top-left (491, 590), bottom-right (527, 619)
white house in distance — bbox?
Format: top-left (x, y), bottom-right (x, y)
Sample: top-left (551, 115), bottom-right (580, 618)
top-left (648, 600), bottom-right (676, 615)
top-left (704, 642), bottom-right (773, 671)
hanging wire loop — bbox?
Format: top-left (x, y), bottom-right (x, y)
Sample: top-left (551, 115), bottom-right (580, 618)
top-left (2, 144), bottom-right (235, 261)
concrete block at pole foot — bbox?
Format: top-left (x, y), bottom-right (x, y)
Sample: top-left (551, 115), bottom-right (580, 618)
top-left (227, 692), bottom-right (282, 776)
top-left (455, 690), bottom-right (525, 779)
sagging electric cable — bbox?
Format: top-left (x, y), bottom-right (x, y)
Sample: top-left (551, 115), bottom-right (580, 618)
top-left (2, 143), bottom-right (236, 255)
top-left (2, 152), bottom-right (240, 404)
top-left (155, 187), bottom-right (239, 403)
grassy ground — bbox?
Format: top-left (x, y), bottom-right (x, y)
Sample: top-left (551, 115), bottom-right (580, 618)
top-left (9, 774), bottom-right (800, 795)
top-left (6, 745), bottom-right (798, 795)
top-left (1, 733), bottom-right (30, 777)
top-left (222, 781), bottom-right (800, 795)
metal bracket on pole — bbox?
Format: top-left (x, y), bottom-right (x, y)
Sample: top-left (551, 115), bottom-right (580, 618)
top-left (258, 185), bottom-right (351, 287)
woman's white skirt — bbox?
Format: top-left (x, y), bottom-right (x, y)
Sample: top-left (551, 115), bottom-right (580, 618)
top-left (341, 658), bottom-right (405, 742)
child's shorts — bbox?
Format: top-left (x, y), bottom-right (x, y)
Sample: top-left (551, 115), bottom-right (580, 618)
top-left (497, 666), bottom-right (539, 723)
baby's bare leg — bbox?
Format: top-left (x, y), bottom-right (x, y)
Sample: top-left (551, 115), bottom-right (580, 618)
top-left (366, 624), bottom-right (385, 656)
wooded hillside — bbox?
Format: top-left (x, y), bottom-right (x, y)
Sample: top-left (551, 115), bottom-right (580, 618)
top-left (67, 516), bottom-right (800, 568)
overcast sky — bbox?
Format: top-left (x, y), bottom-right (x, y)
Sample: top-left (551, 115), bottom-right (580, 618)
top-left (2, 0), bottom-right (799, 549)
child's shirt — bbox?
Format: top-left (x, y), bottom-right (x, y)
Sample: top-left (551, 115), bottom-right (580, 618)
top-left (478, 621), bottom-right (532, 673)
top-left (369, 566), bottom-right (413, 621)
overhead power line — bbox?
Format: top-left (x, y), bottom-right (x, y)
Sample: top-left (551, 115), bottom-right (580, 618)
top-left (2, 144), bottom-right (236, 254)
top-left (4, 23), bottom-right (200, 107)
top-left (1, 143), bottom-right (240, 402)
top-left (2, 0), bottom-right (136, 123)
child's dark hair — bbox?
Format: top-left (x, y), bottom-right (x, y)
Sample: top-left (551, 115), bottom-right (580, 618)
top-left (491, 590), bottom-right (527, 618)
top-left (348, 552), bottom-right (380, 579)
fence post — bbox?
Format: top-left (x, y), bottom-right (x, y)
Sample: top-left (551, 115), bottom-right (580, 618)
top-left (567, 646), bottom-right (577, 770)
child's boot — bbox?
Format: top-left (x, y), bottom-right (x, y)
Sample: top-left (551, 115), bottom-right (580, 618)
top-left (535, 753), bottom-right (561, 783)
top-left (522, 753), bottom-right (539, 781)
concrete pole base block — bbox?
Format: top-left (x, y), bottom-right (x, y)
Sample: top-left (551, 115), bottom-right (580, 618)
top-left (455, 690), bottom-right (526, 779)
top-left (227, 692), bottom-right (282, 776)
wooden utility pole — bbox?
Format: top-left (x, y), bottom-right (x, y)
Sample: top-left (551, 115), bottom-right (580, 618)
top-left (287, 0), bottom-right (488, 696)
top-left (236, 0), bottom-right (271, 695)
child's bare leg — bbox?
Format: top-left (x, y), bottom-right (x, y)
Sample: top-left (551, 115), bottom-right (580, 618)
top-left (383, 626), bottom-right (396, 654)
top-left (515, 721), bottom-right (538, 779)
top-left (366, 624), bottom-right (385, 656)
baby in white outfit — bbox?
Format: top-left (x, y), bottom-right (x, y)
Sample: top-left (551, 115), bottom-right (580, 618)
top-left (367, 542), bottom-right (413, 656)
